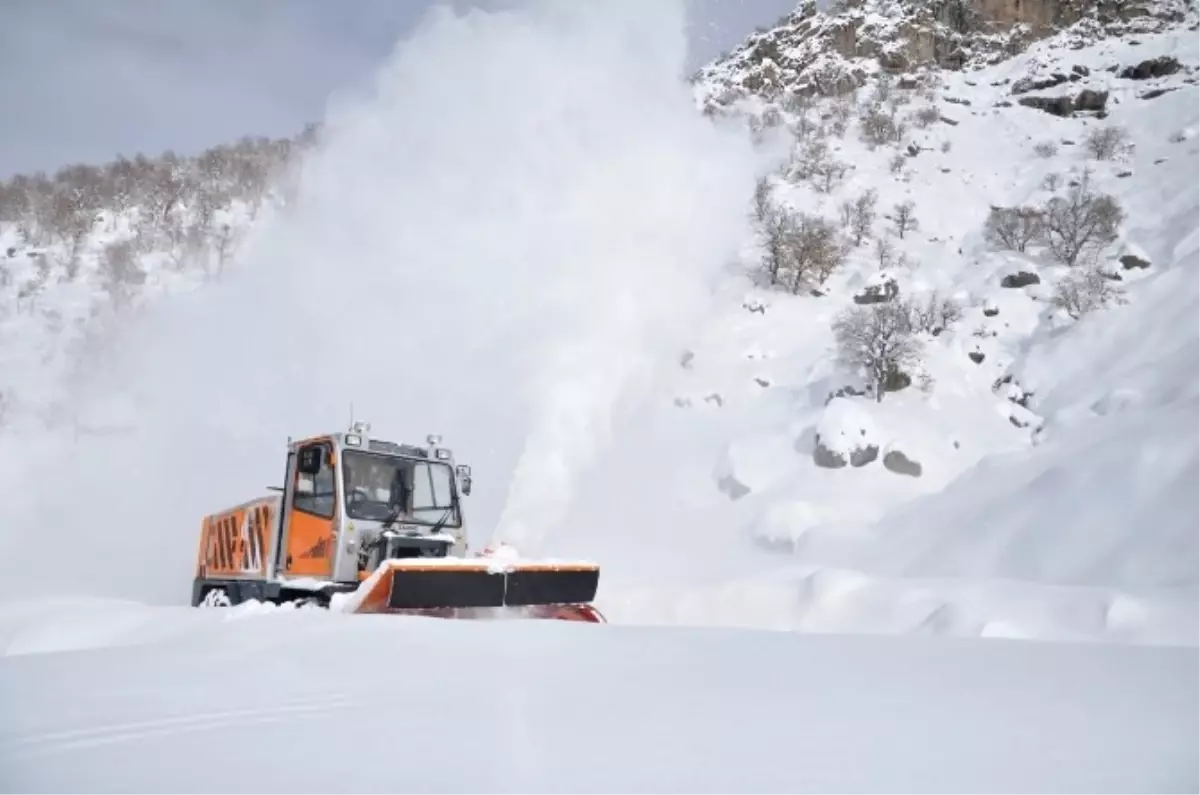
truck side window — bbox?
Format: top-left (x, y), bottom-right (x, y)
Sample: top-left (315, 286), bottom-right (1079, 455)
top-left (294, 443), bottom-right (335, 518)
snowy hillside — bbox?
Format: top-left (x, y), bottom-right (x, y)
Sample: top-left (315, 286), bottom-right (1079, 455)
top-left (556, 0), bottom-right (1200, 645)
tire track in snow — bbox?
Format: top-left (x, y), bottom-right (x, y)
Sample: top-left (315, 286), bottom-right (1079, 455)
top-left (0, 695), bottom-right (358, 760)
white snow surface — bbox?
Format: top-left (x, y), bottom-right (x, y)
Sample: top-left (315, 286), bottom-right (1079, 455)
top-left (0, 603), bottom-right (1195, 793)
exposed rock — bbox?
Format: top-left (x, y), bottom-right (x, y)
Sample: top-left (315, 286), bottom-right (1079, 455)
top-left (704, 392), bottom-right (724, 407)
top-left (716, 474), bottom-right (751, 500)
top-left (1018, 94), bottom-right (1075, 116)
top-left (968, 351), bottom-right (986, 364)
top-left (849, 443), bottom-right (879, 467)
top-left (883, 449), bottom-right (923, 477)
top-left (813, 437), bottom-right (849, 469)
top-left (983, 301), bottom-right (999, 317)
top-left (1139, 86), bottom-right (1179, 99)
top-left (1001, 271), bottom-right (1041, 288)
top-left (825, 385), bottom-right (867, 405)
top-left (1075, 88), bottom-right (1109, 111)
top-left (884, 367), bottom-right (912, 393)
top-left (1120, 253), bottom-right (1152, 270)
top-left (1011, 73), bottom-right (1069, 94)
top-left (1120, 55), bottom-right (1181, 80)
top-left (1072, 64), bottom-right (1090, 76)
top-left (679, 350), bottom-right (695, 369)
top-left (853, 278), bottom-right (899, 305)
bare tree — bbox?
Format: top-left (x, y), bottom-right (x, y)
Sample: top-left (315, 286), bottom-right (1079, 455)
top-left (1040, 169), bottom-right (1123, 266)
top-left (788, 214), bottom-right (845, 292)
top-left (892, 200), bottom-right (918, 238)
top-left (811, 155), bottom-right (849, 194)
top-left (1052, 268), bottom-right (1125, 319)
top-left (1085, 126), bottom-right (1131, 160)
top-left (984, 206), bottom-right (1044, 252)
top-left (760, 209), bottom-right (795, 288)
top-left (849, 189), bottom-right (878, 246)
top-left (833, 302), bottom-right (924, 403)
top-left (874, 235), bottom-right (896, 270)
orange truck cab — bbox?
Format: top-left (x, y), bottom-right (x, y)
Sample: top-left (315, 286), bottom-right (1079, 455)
top-left (190, 421), bottom-right (603, 622)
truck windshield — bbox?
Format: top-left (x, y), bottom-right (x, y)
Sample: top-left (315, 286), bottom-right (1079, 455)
top-left (342, 450), bottom-right (460, 527)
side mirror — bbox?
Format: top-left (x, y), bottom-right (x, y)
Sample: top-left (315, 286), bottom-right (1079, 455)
top-left (460, 476), bottom-right (472, 497)
top-left (298, 446), bottom-right (324, 475)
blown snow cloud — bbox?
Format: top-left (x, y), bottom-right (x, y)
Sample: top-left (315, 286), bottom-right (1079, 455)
top-left (0, 0), bottom-right (759, 601)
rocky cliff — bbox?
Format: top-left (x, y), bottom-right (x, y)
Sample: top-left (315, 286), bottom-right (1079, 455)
top-left (693, 0), bottom-right (1195, 108)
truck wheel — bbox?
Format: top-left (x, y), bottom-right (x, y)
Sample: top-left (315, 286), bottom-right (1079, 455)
top-left (200, 587), bottom-right (233, 608)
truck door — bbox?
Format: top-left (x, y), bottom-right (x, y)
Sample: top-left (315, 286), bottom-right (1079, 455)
top-left (283, 441), bottom-right (337, 578)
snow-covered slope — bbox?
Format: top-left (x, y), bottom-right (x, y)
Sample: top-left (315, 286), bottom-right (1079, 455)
top-left (0, 603), bottom-right (1194, 793)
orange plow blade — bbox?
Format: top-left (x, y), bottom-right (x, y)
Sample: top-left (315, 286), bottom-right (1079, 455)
top-left (342, 559), bottom-right (605, 623)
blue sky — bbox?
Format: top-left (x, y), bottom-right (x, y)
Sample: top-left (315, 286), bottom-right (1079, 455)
top-left (0, 0), bottom-right (798, 177)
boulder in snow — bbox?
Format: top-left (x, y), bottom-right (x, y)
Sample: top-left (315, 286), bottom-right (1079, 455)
top-left (1120, 253), bottom-right (1151, 270)
top-left (1120, 55), bottom-right (1181, 80)
top-left (883, 449), bottom-right (923, 477)
top-left (1074, 89), bottom-right (1108, 113)
top-left (1001, 271), bottom-right (1040, 288)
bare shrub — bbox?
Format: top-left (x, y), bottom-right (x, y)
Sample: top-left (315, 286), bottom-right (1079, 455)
top-left (830, 95), bottom-right (854, 137)
top-left (833, 302), bottom-right (924, 403)
top-left (752, 175), bottom-right (774, 224)
top-left (889, 153), bottom-right (906, 175)
top-left (902, 291), bottom-right (963, 334)
top-left (940, 139), bottom-right (952, 153)
top-left (913, 105), bottom-right (941, 128)
top-left (859, 104), bottom-right (896, 149)
top-left (849, 189), bottom-right (878, 246)
top-left (1085, 126), bottom-right (1131, 160)
top-left (892, 200), bottom-right (918, 238)
top-left (1040, 169), bottom-right (1123, 266)
top-left (1052, 268), bottom-right (1125, 319)
top-left (1033, 140), bottom-right (1059, 158)
top-left (984, 206), bottom-right (1044, 252)
top-left (100, 240), bottom-right (145, 309)
top-left (1041, 172), bottom-right (1061, 191)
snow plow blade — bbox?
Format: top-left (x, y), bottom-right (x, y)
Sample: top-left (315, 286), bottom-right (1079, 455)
top-left (343, 559), bottom-right (605, 622)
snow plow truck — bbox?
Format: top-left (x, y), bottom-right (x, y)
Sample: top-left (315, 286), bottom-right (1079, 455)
top-left (191, 421), bottom-right (604, 622)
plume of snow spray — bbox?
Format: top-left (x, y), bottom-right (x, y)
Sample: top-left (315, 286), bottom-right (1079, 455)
top-left (0, 0), bottom-right (757, 603)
